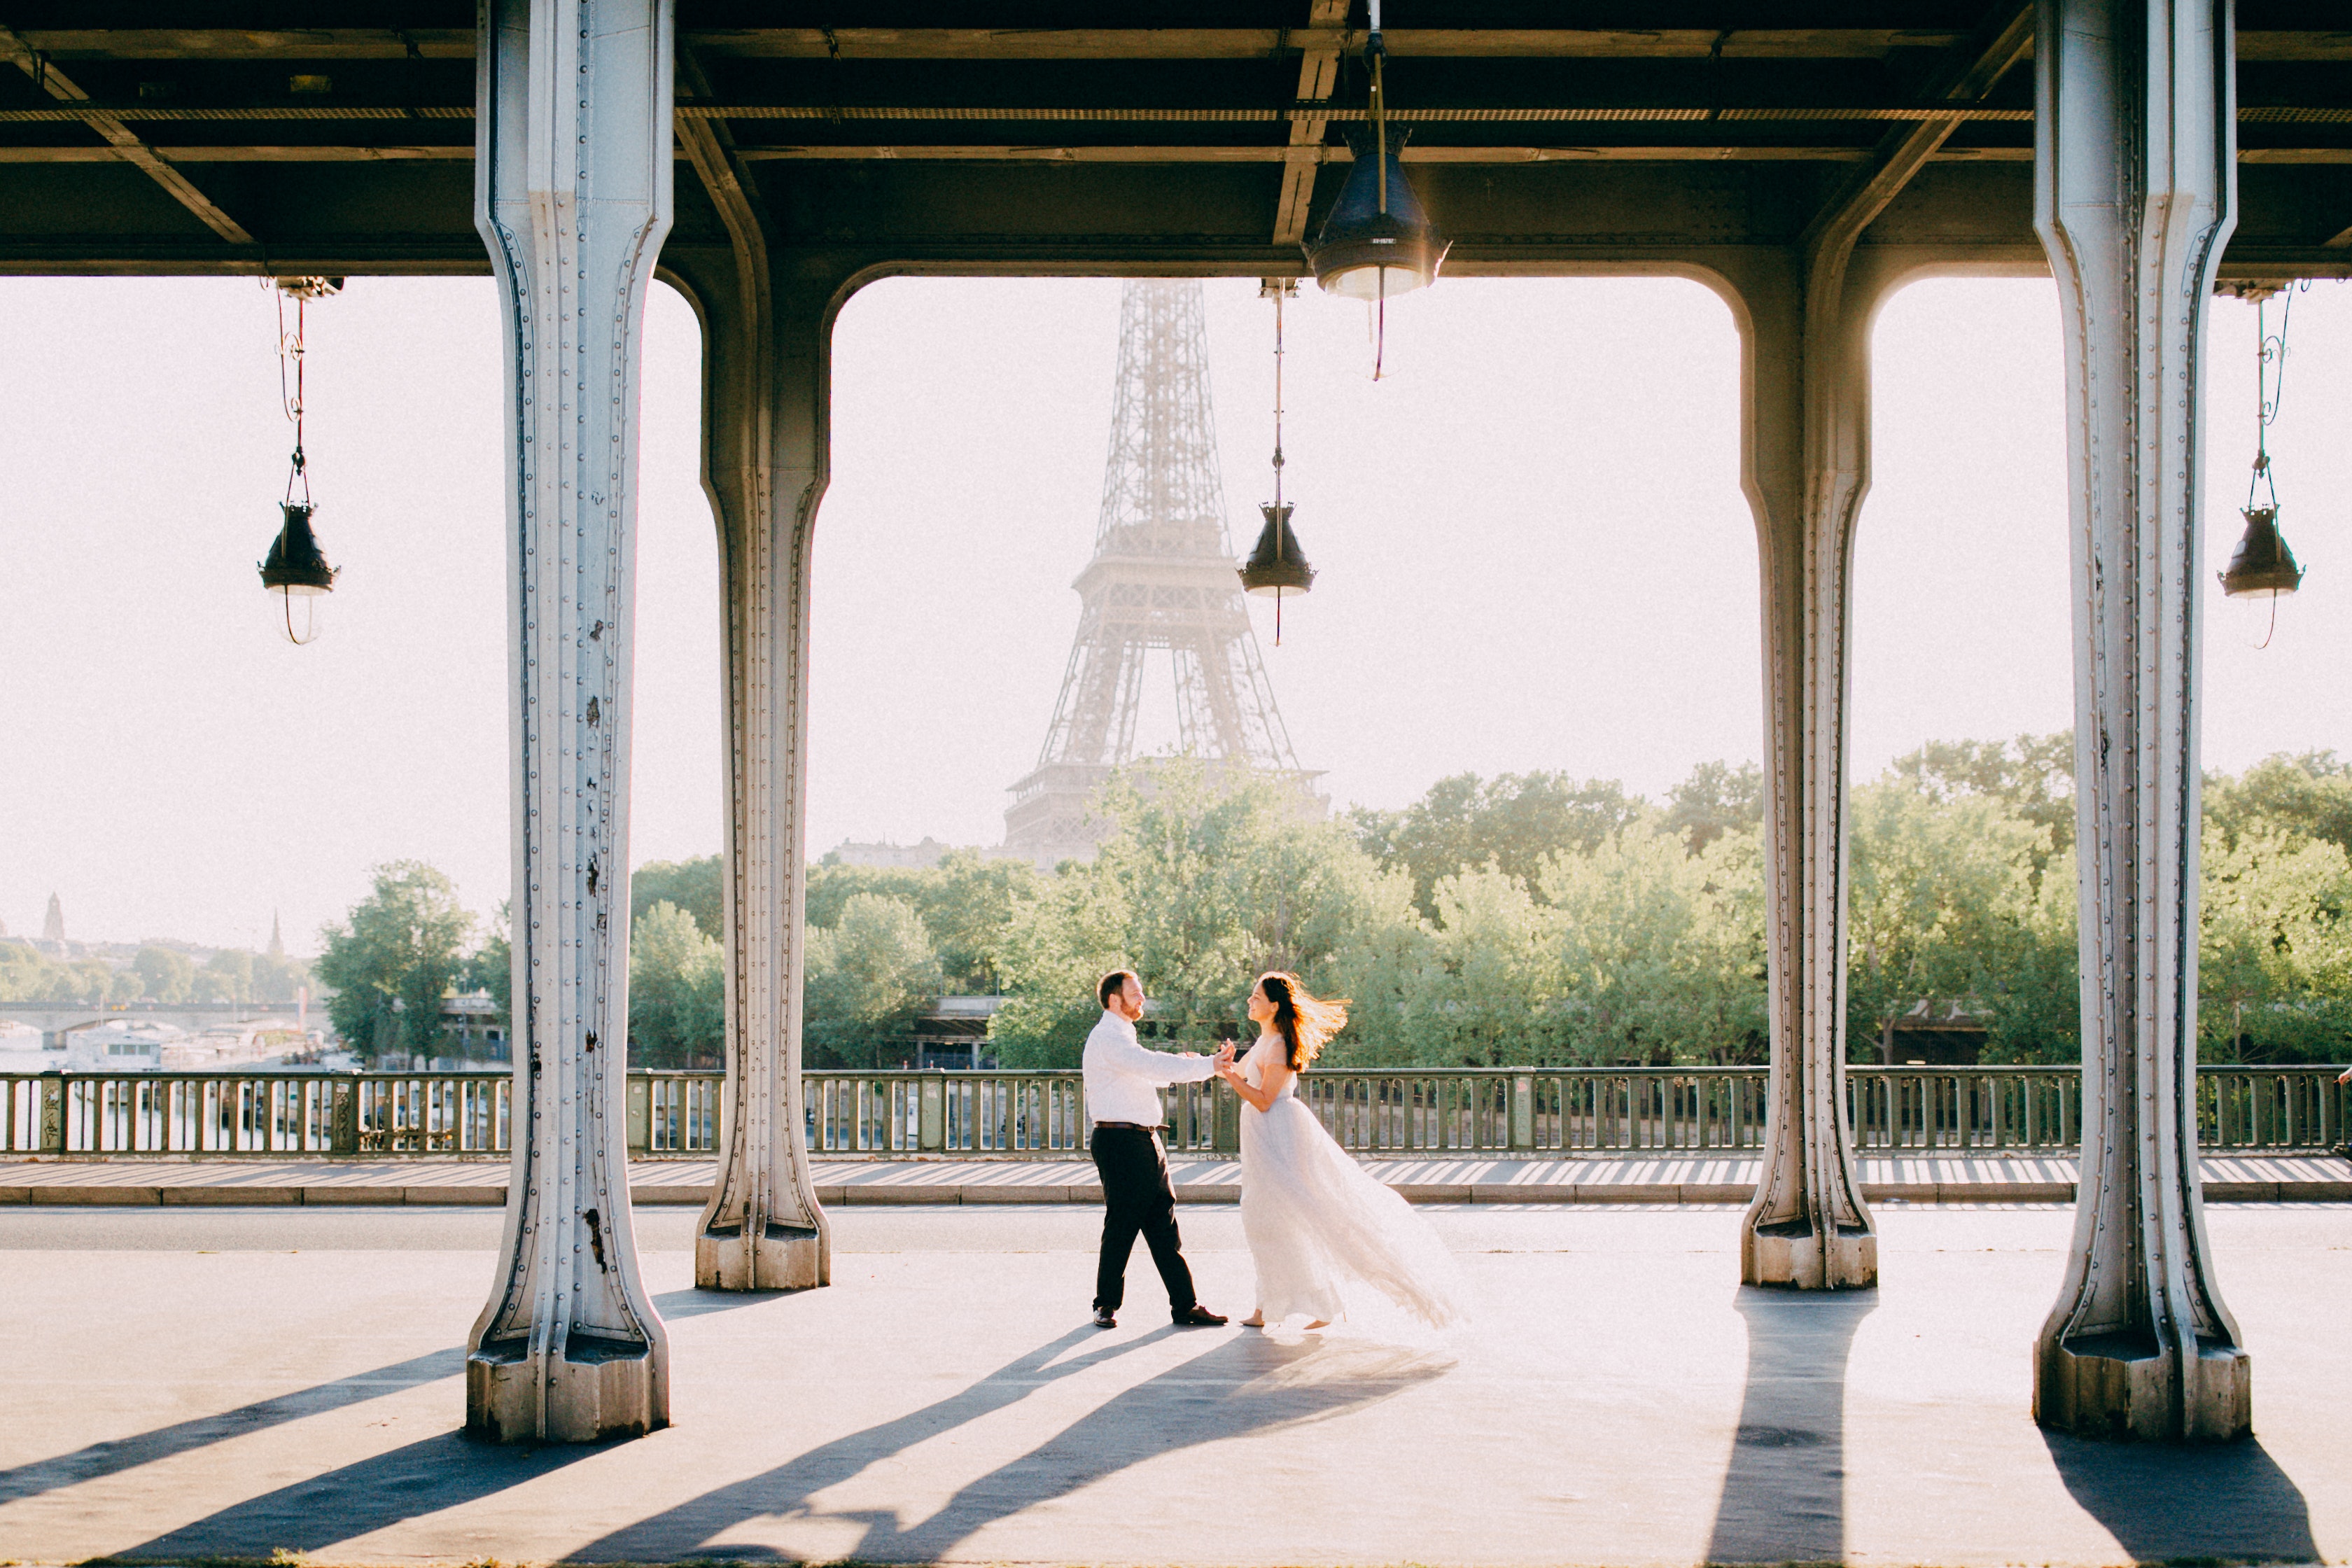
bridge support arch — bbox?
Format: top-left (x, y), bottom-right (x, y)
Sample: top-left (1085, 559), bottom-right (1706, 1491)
top-left (662, 70), bottom-right (848, 1293)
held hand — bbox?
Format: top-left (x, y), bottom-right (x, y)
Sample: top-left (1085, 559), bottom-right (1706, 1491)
top-left (1213, 1042), bottom-right (1237, 1068)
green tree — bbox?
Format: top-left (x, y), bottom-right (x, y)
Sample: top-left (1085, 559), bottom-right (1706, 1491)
top-left (2206, 751), bottom-right (2352, 860)
top-left (804, 893), bottom-right (942, 1067)
top-left (629, 899), bottom-right (725, 1068)
top-left (132, 946), bottom-right (196, 1004)
top-left (314, 862), bottom-right (477, 1064)
top-left (199, 948), bottom-right (254, 1004)
top-left (806, 851), bottom-right (1042, 993)
top-left (1889, 731), bottom-right (2075, 862)
top-left (1661, 760), bottom-right (1765, 855)
top-left (460, 902), bottom-right (512, 1026)
top-left (1844, 780), bottom-right (2047, 1060)
top-left (1352, 771), bottom-right (1646, 919)
top-left (995, 763), bottom-right (1417, 1066)
top-left (633, 855), bottom-right (724, 941)
top-left (2198, 822), bottom-right (2352, 1062)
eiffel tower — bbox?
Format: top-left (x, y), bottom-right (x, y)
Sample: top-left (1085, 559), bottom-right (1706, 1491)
top-left (1004, 280), bottom-right (1313, 866)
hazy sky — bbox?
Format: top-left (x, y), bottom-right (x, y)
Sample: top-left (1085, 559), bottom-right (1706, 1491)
top-left (2, 271), bottom-right (2345, 954)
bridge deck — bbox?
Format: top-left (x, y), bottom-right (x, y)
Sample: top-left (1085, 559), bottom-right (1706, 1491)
top-left (4, 1150), bottom-right (2348, 1206)
top-left (0, 1203), bottom-right (2344, 1567)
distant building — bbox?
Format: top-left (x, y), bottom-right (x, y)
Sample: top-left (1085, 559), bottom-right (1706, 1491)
top-left (41, 892), bottom-right (63, 944)
top-left (825, 837), bottom-right (960, 869)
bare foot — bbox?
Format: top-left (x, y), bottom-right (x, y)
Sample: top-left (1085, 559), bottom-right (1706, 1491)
top-left (1305, 1320), bottom-right (1330, 1331)
top-left (1240, 1312), bottom-right (1266, 1328)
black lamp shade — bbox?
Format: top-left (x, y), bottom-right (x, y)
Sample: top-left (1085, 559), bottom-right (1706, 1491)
top-left (1304, 129), bottom-right (1448, 300)
top-left (260, 501), bottom-right (337, 594)
top-left (1240, 504), bottom-right (1315, 596)
top-left (2218, 505), bottom-right (2304, 598)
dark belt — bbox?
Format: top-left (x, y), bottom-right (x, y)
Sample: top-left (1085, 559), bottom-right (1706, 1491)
top-left (1093, 1121), bottom-right (1168, 1133)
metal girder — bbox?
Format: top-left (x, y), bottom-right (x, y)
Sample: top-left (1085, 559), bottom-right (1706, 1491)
top-left (0, 23), bottom-right (254, 246)
top-left (668, 48), bottom-right (832, 1296)
top-left (16, 27), bottom-right (2348, 62)
top-left (2031, 0), bottom-right (2249, 1443)
top-left (465, 0), bottom-right (675, 1444)
top-left (1735, 6), bottom-right (2043, 1294)
top-left (1272, 0), bottom-right (1347, 246)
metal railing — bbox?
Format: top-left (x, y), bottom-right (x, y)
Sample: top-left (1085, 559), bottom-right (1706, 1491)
top-left (1, 1064), bottom-right (2342, 1161)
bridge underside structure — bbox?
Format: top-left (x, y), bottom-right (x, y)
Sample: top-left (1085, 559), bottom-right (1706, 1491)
top-left (4, 3), bottom-right (2346, 1443)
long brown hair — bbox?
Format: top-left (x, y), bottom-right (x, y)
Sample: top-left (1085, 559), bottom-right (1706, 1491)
top-left (1259, 971), bottom-right (1350, 1070)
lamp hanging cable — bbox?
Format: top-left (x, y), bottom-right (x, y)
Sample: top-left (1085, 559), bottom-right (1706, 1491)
top-left (2220, 281), bottom-right (2309, 650)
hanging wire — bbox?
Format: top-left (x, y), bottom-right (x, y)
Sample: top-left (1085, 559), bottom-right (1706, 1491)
top-left (1271, 279), bottom-right (1290, 644)
top-left (1367, 0), bottom-right (1390, 381)
top-left (2246, 283), bottom-right (2300, 513)
top-left (277, 284), bottom-right (312, 509)
top-left (2245, 281), bottom-right (2307, 649)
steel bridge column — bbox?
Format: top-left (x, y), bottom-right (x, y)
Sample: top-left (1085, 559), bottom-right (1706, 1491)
top-left (1730, 239), bottom-right (1884, 1292)
top-left (2033, 0), bottom-right (2247, 1441)
top-left (464, 0), bottom-right (673, 1443)
top-left (665, 229), bottom-right (837, 1285)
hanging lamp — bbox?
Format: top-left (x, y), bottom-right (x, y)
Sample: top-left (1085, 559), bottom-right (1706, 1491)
top-left (2218, 284), bottom-right (2307, 648)
top-left (1240, 279), bottom-right (1315, 643)
top-left (1303, 0), bottom-right (1447, 379)
top-left (258, 276), bottom-right (342, 644)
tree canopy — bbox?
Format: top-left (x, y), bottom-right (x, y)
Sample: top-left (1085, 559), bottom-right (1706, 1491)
top-left (313, 860), bottom-right (475, 1063)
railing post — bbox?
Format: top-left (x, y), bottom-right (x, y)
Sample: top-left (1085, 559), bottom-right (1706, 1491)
top-left (330, 1075), bottom-right (358, 1155)
top-left (627, 1074), bottom-right (652, 1155)
top-left (38, 1073), bottom-right (64, 1154)
top-left (919, 1073), bottom-right (945, 1152)
top-left (1214, 1081), bottom-right (1240, 1155)
top-left (1511, 1074), bottom-right (1534, 1151)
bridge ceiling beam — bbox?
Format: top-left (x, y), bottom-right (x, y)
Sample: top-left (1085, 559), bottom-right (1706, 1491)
top-left (16, 27), bottom-right (2352, 62)
top-left (0, 23), bottom-right (253, 246)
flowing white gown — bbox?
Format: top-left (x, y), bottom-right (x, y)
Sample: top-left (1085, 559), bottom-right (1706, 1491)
top-left (1238, 1035), bottom-right (1471, 1330)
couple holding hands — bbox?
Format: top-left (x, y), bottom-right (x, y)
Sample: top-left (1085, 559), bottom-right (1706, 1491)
top-left (1083, 968), bottom-right (1469, 1334)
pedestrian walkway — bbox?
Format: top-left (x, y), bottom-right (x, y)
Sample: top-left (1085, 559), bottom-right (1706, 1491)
top-left (1, 1149), bottom-right (2346, 1205)
top-left (0, 1204), bottom-right (2344, 1566)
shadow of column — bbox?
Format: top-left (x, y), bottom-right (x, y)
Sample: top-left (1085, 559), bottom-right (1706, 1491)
top-left (569, 1330), bottom-right (1452, 1563)
top-left (2041, 1427), bottom-right (2316, 1563)
top-left (1702, 1285), bottom-right (1875, 1566)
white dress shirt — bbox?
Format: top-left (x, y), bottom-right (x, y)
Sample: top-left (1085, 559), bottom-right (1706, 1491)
top-left (1082, 1009), bottom-right (1217, 1126)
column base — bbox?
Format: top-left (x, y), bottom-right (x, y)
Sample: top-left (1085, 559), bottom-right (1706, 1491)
top-left (696, 1220), bottom-right (828, 1292)
top-left (465, 1334), bottom-right (668, 1444)
top-left (2035, 1331), bottom-right (2250, 1442)
top-left (1742, 1216), bottom-right (1878, 1289)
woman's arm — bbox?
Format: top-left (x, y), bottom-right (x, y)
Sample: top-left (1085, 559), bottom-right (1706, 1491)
top-left (1218, 1055), bottom-right (1294, 1113)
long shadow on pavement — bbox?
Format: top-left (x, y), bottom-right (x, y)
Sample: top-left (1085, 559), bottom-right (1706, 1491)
top-left (1702, 1284), bottom-right (1876, 1566)
top-left (2042, 1425), bottom-right (2316, 1563)
top-left (0, 1345), bottom-right (463, 1506)
top-left (109, 1428), bottom-right (605, 1561)
top-left (654, 1285), bottom-right (792, 1319)
top-left (570, 1326), bottom-right (1454, 1562)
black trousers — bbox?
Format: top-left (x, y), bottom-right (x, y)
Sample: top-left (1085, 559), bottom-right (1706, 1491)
top-left (1091, 1124), bottom-right (1198, 1317)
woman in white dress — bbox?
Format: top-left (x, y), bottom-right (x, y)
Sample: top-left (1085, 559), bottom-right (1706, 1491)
top-left (1214, 972), bottom-right (1470, 1332)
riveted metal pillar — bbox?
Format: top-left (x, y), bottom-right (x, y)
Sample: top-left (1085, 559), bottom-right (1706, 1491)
top-left (668, 94), bottom-right (835, 1291)
top-left (464, 0), bottom-right (673, 1443)
top-left (1728, 236), bottom-right (1885, 1291)
top-left (2032, 0), bottom-right (2248, 1442)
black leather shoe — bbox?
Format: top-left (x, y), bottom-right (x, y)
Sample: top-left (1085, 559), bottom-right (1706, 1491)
top-left (1093, 1308), bottom-right (1116, 1329)
top-left (1172, 1305), bottom-right (1228, 1327)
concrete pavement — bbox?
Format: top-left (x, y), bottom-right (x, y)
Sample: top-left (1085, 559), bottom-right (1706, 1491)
top-left (0, 1202), bottom-right (2345, 1565)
